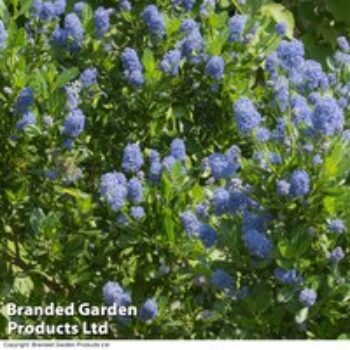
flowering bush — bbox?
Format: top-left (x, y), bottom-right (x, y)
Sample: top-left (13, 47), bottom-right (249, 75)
top-left (0, 0), bottom-right (349, 340)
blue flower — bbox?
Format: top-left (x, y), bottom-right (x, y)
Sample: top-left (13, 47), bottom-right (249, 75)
top-left (228, 189), bottom-right (249, 213)
top-left (16, 112), bottom-right (36, 130)
top-left (211, 269), bottom-right (234, 290)
top-left (275, 22), bottom-right (287, 36)
top-left (243, 229), bottom-right (272, 259)
top-left (208, 153), bottom-right (237, 180)
top-left (127, 70), bottom-right (144, 87)
top-left (328, 219), bottom-right (345, 234)
top-left (330, 247), bottom-right (345, 263)
top-left (33, 0), bottom-right (56, 20)
top-left (269, 152), bottom-right (282, 165)
top-left (312, 154), bottom-right (322, 165)
top-left (0, 20), bottom-right (7, 49)
top-left (63, 108), bottom-right (85, 137)
top-left (233, 97), bottom-right (261, 133)
top-left (127, 178), bottom-right (143, 204)
top-left (100, 172), bottom-right (127, 195)
top-left (53, 0), bottom-right (66, 16)
top-left (199, 223), bottom-right (218, 248)
top-left (140, 299), bottom-right (158, 322)
top-left (200, 0), bottom-right (215, 17)
top-left (195, 203), bottom-right (209, 218)
top-left (265, 52), bottom-right (279, 78)
top-left (73, 1), bottom-right (85, 17)
top-left (205, 56), bottom-right (225, 80)
top-left (65, 84), bottom-right (81, 110)
top-left (122, 143), bottom-right (144, 173)
top-left (274, 77), bottom-right (289, 112)
top-left (103, 281), bottom-right (131, 307)
top-left (44, 169), bottom-right (58, 180)
top-left (276, 40), bottom-right (305, 71)
top-left (119, 0), bottom-right (132, 11)
top-left (172, 0), bottom-right (195, 11)
top-left (15, 87), bottom-right (34, 113)
top-left (80, 67), bottom-right (97, 87)
top-left (212, 188), bottom-right (229, 215)
top-left (160, 49), bottom-right (181, 76)
top-left (178, 29), bottom-right (203, 59)
top-left (94, 7), bottom-right (111, 37)
top-left (148, 160), bottom-right (162, 183)
top-left (299, 288), bottom-right (317, 307)
top-left (162, 155), bottom-right (177, 170)
top-left (100, 172), bottom-right (127, 212)
top-left (52, 25), bottom-right (68, 46)
top-left (229, 15), bottom-right (247, 42)
top-left (290, 170), bottom-right (310, 196)
top-left (255, 127), bottom-right (271, 143)
top-left (276, 180), bottom-right (290, 196)
top-left (180, 211), bottom-right (200, 236)
top-left (290, 94), bottom-right (312, 126)
top-left (142, 5), bottom-right (165, 38)
top-left (180, 19), bottom-right (199, 34)
top-left (337, 36), bottom-right (350, 53)
top-left (312, 97), bottom-right (344, 136)
top-left (63, 138), bottom-right (74, 150)
top-left (300, 60), bottom-right (328, 91)
top-left (64, 13), bottom-right (84, 46)
top-left (334, 51), bottom-right (350, 65)
top-left (170, 138), bottom-right (186, 160)
top-left (121, 48), bottom-right (144, 87)
top-left (274, 268), bottom-right (303, 285)
top-left (130, 206), bottom-right (145, 220)
top-left (149, 149), bottom-right (160, 163)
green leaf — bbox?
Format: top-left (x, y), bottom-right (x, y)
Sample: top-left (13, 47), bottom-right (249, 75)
top-left (55, 67), bottom-right (80, 89)
top-left (295, 307), bottom-right (309, 324)
top-left (0, 0), bottom-right (9, 19)
top-left (17, 0), bottom-right (33, 17)
top-left (13, 276), bottom-right (34, 297)
top-left (260, 3), bottom-right (295, 38)
top-left (142, 48), bottom-right (156, 74)
top-left (326, 0), bottom-right (350, 25)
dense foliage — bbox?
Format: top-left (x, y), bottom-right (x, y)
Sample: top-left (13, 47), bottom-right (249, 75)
top-left (0, 0), bottom-right (349, 340)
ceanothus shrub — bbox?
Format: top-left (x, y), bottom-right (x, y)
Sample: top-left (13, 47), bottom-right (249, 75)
top-left (0, 0), bottom-right (349, 341)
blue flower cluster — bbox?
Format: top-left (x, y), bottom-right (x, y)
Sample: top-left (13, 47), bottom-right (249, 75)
top-left (172, 0), bottom-right (195, 11)
top-left (80, 68), bottom-right (97, 87)
top-left (205, 56), bottom-right (225, 80)
top-left (103, 282), bottom-right (158, 323)
top-left (121, 48), bottom-right (144, 87)
top-left (52, 12), bottom-right (84, 49)
top-left (103, 281), bottom-right (131, 307)
top-left (299, 288), bottom-right (317, 307)
top-left (14, 87), bottom-right (36, 131)
top-left (101, 140), bottom-right (187, 221)
top-left (122, 143), bottom-right (144, 173)
top-left (32, 0), bottom-right (66, 20)
top-left (274, 268), bottom-right (303, 285)
top-left (94, 7), bottom-right (111, 38)
top-left (233, 97), bottom-right (261, 134)
top-left (229, 15), bottom-right (247, 43)
top-left (208, 145), bottom-right (240, 180)
top-left (160, 49), bottom-right (182, 76)
top-left (330, 247), bottom-right (345, 263)
top-left (178, 19), bottom-right (203, 62)
top-left (180, 210), bottom-right (218, 248)
top-left (142, 5), bottom-right (165, 38)
top-left (243, 229), bottom-right (272, 259)
top-left (139, 299), bottom-right (158, 323)
top-left (211, 269), bottom-right (234, 291)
